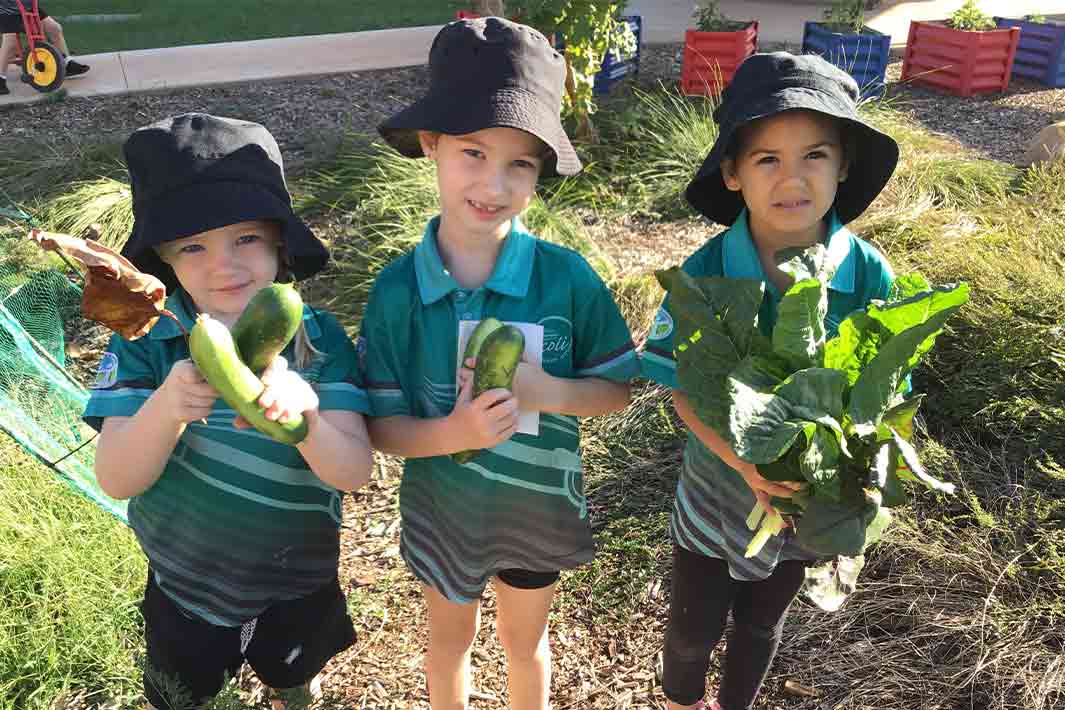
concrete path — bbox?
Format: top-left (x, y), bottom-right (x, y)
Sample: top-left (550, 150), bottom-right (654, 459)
top-left (2, 1), bottom-right (1063, 107)
top-left (1, 24), bottom-right (438, 107)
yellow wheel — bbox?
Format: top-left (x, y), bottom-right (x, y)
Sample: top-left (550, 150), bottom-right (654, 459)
top-left (24, 42), bottom-right (65, 93)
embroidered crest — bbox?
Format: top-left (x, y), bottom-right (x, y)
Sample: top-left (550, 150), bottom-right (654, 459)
top-left (92, 352), bottom-right (120, 389)
top-left (649, 307), bottom-right (674, 341)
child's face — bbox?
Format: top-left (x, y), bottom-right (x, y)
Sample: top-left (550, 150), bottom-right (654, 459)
top-left (157, 219), bottom-right (281, 325)
top-left (419, 127), bottom-right (545, 242)
top-left (721, 109), bottom-right (849, 245)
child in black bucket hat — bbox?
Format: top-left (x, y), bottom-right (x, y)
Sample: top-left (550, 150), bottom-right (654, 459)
top-left (363, 17), bottom-right (638, 709)
top-left (83, 113), bottom-right (374, 710)
top-left (641, 53), bottom-right (901, 710)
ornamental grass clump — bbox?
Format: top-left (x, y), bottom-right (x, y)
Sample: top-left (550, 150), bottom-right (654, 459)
top-left (657, 247), bottom-right (969, 559)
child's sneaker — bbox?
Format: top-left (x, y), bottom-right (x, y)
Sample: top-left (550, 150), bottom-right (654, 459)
top-left (0, 77), bottom-right (9, 95)
top-left (65, 59), bottom-right (90, 77)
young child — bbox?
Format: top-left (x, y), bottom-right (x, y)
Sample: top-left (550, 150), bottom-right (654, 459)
top-left (362, 17), bottom-right (638, 710)
top-left (641, 53), bottom-right (901, 710)
top-left (83, 114), bottom-right (374, 710)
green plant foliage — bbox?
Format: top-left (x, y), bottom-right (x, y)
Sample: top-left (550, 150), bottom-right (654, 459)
top-left (657, 249), bottom-right (970, 559)
top-left (948, 0), bottom-right (996, 31)
top-left (692, 0), bottom-right (749, 33)
top-left (510, 1), bottom-right (636, 136)
top-left (821, 0), bottom-right (867, 34)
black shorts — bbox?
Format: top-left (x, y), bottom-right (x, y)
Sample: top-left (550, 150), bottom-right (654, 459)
top-left (0, 7), bottom-right (48, 35)
top-left (141, 570), bottom-right (356, 710)
top-left (496, 568), bottom-right (560, 590)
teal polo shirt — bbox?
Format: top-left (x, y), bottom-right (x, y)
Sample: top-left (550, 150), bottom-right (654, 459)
top-left (360, 216), bottom-right (639, 603)
top-left (83, 290), bottom-right (369, 626)
top-left (641, 210), bottom-right (895, 580)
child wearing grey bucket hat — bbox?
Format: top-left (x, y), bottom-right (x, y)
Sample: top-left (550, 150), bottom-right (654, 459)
top-left (363, 16), bottom-right (638, 709)
top-left (83, 113), bottom-right (374, 710)
top-left (641, 53), bottom-right (901, 710)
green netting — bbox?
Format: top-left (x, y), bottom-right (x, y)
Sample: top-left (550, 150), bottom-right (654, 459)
top-left (0, 253), bottom-right (128, 523)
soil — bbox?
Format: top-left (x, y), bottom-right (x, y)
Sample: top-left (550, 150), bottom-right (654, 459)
top-left (3, 39), bottom-right (1061, 710)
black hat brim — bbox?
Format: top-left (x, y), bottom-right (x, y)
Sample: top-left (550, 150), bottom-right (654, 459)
top-left (686, 92), bottom-right (899, 226)
top-left (378, 86), bottom-right (581, 176)
top-left (121, 181), bottom-right (328, 291)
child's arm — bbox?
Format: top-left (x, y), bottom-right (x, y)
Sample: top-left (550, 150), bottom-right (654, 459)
top-left (367, 374), bottom-right (519, 458)
top-left (507, 360), bottom-right (631, 417)
top-left (672, 389), bottom-right (803, 514)
top-left (95, 359), bottom-right (218, 500)
top-left (242, 358), bottom-right (374, 491)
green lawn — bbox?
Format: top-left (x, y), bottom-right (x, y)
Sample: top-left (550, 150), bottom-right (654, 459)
top-left (45, 1), bottom-right (467, 55)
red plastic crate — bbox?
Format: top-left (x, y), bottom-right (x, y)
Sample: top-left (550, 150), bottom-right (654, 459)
top-left (680, 23), bottom-right (758, 96)
top-left (900, 20), bottom-right (1020, 97)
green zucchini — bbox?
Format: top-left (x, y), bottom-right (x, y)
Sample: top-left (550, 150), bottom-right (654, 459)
top-left (189, 313), bottom-right (309, 445)
top-left (462, 317), bottom-right (504, 364)
top-left (452, 324), bottom-right (525, 465)
top-left (231, 283), bottom-right (304, 375)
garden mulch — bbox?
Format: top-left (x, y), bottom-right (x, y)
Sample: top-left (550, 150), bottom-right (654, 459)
top-left (3, 41), bottom-right (1062, 710)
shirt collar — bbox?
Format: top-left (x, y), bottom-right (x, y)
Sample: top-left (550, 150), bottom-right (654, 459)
top-left (721, 209), bottom-right (857, 294)
top-left (150, 289), bottom-right (198, 340)
top-left (148, 288), bottom-right (322, 340)
top-left (413, 215), bottom-right (537, 305)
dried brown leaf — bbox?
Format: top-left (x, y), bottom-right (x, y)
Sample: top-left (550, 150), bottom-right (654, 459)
top-left (29, 229), bottom-right (176, 340)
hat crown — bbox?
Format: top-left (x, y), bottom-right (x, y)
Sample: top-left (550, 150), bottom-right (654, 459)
top-left (428, 17), bottom-right (565, 108)
top-left (124, 113), bottom-right (290, 209)
top-left (715, 52), bottom-right (860, 126)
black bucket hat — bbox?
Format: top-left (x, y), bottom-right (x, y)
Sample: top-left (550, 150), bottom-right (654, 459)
top-left (121, 113), bottom-right (329, 291)
top-left (686, 52), bottom-right (899, 226)
top-left (378, 17), bottom-right (581, 176)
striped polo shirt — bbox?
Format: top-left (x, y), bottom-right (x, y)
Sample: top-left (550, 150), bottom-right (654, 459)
top-left (360, 216), bottom-right (639, 603)
top-left (642, 210), bottom-right (895, 580)
top-left (83, 290), bottom-right (369, 626)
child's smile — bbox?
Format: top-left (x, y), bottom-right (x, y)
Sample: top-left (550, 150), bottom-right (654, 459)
top-left (420, 127), bottom-right (545, 244)
top-left (157, 219), bottom-right (282, 327)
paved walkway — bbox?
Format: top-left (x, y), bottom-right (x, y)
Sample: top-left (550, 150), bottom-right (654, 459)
top-left (2, 1), bottom-right (1063, 107)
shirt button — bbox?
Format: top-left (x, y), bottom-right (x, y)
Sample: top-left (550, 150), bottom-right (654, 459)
top-left (463, 312), bottom-right (474, 319)
top-left (455, 291), bottom-right (466, 301)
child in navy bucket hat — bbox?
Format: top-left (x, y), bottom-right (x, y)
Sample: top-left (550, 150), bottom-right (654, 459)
top-left (83, 113), bottom-right (374, 710)
top-left (641, 53), bottom-right (901, 710)
top-left (363, 17), bottom-right (638, 709)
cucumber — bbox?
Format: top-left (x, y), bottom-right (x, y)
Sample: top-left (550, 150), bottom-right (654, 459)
top-left (452, 325), bottom-right (525, 465)
top-left (462, 317), bottom-right (504, 364)
top-left (231, 283), bottom-right (304, 375)
top-left (189, 313), bottom-right (309, 445)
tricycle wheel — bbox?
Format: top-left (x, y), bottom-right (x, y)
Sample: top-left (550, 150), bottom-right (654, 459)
top-left (23, 42), bottom-right (65, 93)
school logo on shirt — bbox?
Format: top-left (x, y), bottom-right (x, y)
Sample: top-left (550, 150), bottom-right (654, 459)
top-left (538, 316), bottom-right (572, 365)
top-left (649, 307), bottom-right (674, 341)
top-left (92, 352), bottom-right (119, 389)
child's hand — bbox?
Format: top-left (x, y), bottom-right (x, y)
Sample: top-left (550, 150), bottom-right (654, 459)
top-left (159, 359), bottom-right (219, 425)
top-left (234, 357), bottom-right (318, 429)
top-left (451, 359), bottom-right (519, 451)
top-left (736, 462), bottom-right (806, 521)
top-left (464, 357), bottom-right (552, 413)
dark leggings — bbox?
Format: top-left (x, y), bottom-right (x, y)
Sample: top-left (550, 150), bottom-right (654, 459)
top-left (662, 544), bottom-right (807, 709)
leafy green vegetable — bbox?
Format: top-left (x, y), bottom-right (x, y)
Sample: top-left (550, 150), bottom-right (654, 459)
top-left (655, 245), bottom-right (969, 569)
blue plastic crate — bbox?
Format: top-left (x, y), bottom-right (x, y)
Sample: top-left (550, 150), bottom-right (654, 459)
top-left (801, 21), bottom-right (891, 98)
top-left (594, 15), bottom-right (642, 95)
top-left (556, 15), bottom-right (642, 96)
top-left (996, 16), bottom-right (1065, 88)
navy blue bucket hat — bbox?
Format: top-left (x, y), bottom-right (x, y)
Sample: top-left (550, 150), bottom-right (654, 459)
top-left (121, 113), bottom-right (329, 291)
top-left (686, 52), bottom-right (900, 226)
top-left (378, 17), bottom-right (581, 176)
